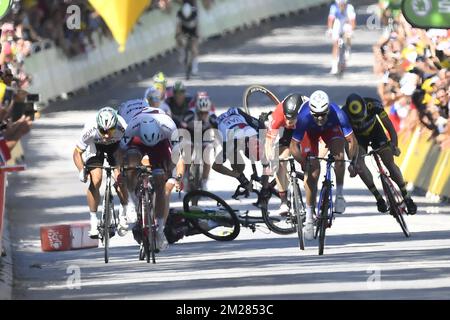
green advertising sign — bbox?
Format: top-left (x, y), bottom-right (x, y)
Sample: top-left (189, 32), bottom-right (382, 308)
top-left (402, 0), bottom-right (450, 29)
top-left (0, 0), bottom-right (12, 21)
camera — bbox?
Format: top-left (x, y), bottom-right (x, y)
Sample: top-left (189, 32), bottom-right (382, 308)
top-left (11, 93), bottom-right (40, 122)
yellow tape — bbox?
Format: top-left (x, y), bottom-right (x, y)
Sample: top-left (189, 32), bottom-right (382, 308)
top-left (428, 149), bottom-right (450, 196)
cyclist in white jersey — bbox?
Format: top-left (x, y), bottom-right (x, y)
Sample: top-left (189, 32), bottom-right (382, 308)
top-left (327, 0), bottom-right (356, 74)
top-left (118, 99), bottom-right (148, 124)
top-left (73, 107), bottom-right (129, 238)
top-left (144, 85), bottom-right (172, 116)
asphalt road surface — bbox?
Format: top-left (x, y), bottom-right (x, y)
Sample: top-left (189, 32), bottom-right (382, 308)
top-left (6, 2), bottom-right (450, 300)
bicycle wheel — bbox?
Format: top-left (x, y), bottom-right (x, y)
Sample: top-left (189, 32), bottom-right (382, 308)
top-left (261, 193), bottom-right (296, 235)
top-left (242, 85), bottom-right (280, 117)
top-left (103, 186), bottom-right (111, 263)
top-left (292, 180), bottom-right (305, 250)
top-left (381, 175), bottom-right (410, 237)
top-left (317, 181), bottom-right (331, 256)
top-left (183, 190), bottom-right (240, 241)
top-left (144, 189), bottom-right (157, 263)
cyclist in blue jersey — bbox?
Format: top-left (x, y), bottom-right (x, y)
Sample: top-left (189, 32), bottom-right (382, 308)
top-left (290, 90), bottom-right (359, 240)
top-left (327, 0), bottom-right (356, 74)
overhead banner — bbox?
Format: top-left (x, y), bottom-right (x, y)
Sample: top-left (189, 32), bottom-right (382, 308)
top-left (402, 0), bottom-right (450, 29)
top-left (89, 0), bottom-right (151, 52)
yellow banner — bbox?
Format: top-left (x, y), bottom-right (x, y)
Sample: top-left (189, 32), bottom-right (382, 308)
top-left (89, 0), bottom-right (151, 52)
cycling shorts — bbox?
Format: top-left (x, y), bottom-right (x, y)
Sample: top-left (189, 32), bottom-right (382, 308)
top-left (86, 143), bottom-right (120, 169)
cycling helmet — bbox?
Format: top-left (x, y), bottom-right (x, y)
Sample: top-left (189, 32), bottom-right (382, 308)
top-left (96, 107), bottom-right (118, 131)
top-left (283, 93), bottom-right (307, 120)
top-left (153, 72), bottom-right (167, 87)
top-left (181, 2), bottom-right (193, 19)
top-left (335, 0), bottom-right (347, 5)
top-left (140, 118), bottom-right (163, 146)
top-left (195, 92), bottom-right (212, 112)
top-left (309, 90), bottom-right (330, 115)
top-left (173, 80), bottom-right (186, 94)
top-left (144, 86), bottom-right (161, 105)
top-left (345, 93), bottom-right (367, 122)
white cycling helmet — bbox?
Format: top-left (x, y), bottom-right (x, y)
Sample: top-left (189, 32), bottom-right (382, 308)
top-left (309, 90), bottom-right (330, 115)
top-left (196, 92), bottom-right (212, 112)
top-left (335, 0), bottom-right (347, 5)
top-left (96, 107), bottom-right (118, 131)
top-left (140, 118), bottom-right (163, 146)
top-left (144, 86), bottom-right (161, 105)
top-left (181, 3), bottom-right (193, 19)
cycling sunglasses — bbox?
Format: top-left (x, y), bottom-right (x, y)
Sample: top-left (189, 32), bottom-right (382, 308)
top-left (311, 111), bottom-right (329, 120)
top-left (99, 127), bottom-right (116, 136)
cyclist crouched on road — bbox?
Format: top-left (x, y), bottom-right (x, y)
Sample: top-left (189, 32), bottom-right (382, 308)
top-left (73, 107), bottom-right (129, 238)
top-left (342, 93), bottom-right (417, 214)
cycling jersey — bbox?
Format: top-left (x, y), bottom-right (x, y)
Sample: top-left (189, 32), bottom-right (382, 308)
top-left (216, 107), bottom-right (264, 142)
top-left (166, 95), bottom-right (194, 127)
top-left (341, 97), bottom-right (388, 136)
top-left (177, 5), bottom-right (198, 37)
top-left (183, 109), bottom-right (217, 134)
top-left (329, 3), bottom-right (356, 24)
top-left (118, 99), bottom-right (149, 124)
top-left (292, 102), bottom-right (353, 142)
top-left (76, 115), bottom-right (127, 152)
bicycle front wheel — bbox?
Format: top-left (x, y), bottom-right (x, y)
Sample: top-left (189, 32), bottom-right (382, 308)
top-left (381, 176), bottom-right (410, 238)
top-left (317, 182), bottom-right (331, 256)
top-left (242, 85), bottom-right (280, 117)
top-left (292, 180), bottom-right (305, 250)
top-left (103, 187), bottom-right (111, 263)
top-left (143, 189), bottom-right (157, 263)
top-left (183, 190), bottom-right (240, 241)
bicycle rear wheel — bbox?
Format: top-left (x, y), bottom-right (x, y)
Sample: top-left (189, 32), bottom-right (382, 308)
top-left (381, 176), bottom-right (410, 237)
top-left (183, 190), bottom-right (240, 241)
top-left (242, 85), bottom-right (280, 117)
top-left (292, 180), bottom-right (306, 250)
top-left (261, 193), bottom-right (296, 235)
top-left (317, 182), bottom-right (331, 256)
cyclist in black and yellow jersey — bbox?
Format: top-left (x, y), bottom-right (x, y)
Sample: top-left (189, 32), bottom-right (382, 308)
top-left (342, 93), bottom-right (417, 214)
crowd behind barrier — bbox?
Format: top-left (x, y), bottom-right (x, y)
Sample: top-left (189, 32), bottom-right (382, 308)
top-left (373, 2), bottom-right (450, 200)
top-left (22, 0), bottom-right (329, 103)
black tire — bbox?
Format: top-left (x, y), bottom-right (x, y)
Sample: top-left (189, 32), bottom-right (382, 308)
top-left (381, 176), bottom-right (410, 238)
top-left (292, 180), bottom-right (305, 250)
top-left (318, 182), bottom-right (331, 256)
top-left (144, 189), bottom-right (157, 264)
top-left (103, 186), bottom-right (111, 264)
top-left (183, 190), bottom-right (240, 241)
top-left (242, 85), bottom-right (280, 117)
top-left (261, 201), bottom-right (296, 235)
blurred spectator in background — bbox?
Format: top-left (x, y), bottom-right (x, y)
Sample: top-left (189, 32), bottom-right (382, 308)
top-left (373, 5), bottom-right (450, 150)
top-left (175, 0), bottom-right (200, 75)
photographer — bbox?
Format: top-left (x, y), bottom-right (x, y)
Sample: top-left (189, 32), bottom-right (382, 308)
top-left (0, 71), bottom-right (34, 156)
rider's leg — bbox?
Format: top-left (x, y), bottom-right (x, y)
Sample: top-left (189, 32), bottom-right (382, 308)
top-left (330, 20), bottom-right (341, 74)
top-left (328, 138), bottom-right (346, 213)
top-left (354, 145), bottom-right (388, 212)
top-left (191, 37), bottom-right (200, 74)
top-left (275, 146), bottom-right (290, 211)
top-left (87, 167), bottom-right (102, 235)
top-left (379, 145), bottom-right (417, 214)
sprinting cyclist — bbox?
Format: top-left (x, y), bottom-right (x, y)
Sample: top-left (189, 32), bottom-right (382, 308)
top-left (152, 71), bottom-right (172, 116)
top-left (73, 107), bottom-right (129, 238)
top-left (342, 93), bottom-right (417, 214)
top-left (265, 93), bottom-right (309, 214)
top-left (290, 90), bottom-right (358, 240)
top-left (166, 80), bottom-right (193, 128)
top-left (176, 1), bottom-right (200, 75)
top-left (144, 85), bottom-right (171, 115)
top-left (327, 0), bottom-right (356, 74)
